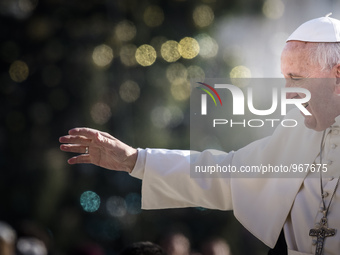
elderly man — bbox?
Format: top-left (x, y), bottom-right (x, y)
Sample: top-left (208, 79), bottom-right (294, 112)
top-left (60, 15), bottom-right (340, 255)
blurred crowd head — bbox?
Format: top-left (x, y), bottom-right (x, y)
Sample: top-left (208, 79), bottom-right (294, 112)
top-left (0, 221), bottom-right (48, 255)
top-left (120, 241), bottom-right (166, 255)
top-left (0, 221), bottom-right (16, 255)
top-left (159, 232), bottom-right (231, 255)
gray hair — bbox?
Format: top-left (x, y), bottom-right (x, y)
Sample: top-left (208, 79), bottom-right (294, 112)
top-left (307, 42), bottom-right (340, 71)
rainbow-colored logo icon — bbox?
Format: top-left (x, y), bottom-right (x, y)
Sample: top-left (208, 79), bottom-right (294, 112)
top-left (196, 82), bottom-right (222, 107)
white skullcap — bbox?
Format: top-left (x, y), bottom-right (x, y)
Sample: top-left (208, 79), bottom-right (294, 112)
top-left (287, 14), bottom-right (340, 42)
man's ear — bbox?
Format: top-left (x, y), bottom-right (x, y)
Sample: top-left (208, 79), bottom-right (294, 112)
top-left (336, 64), bottom-right (340, 85)
top-left (336, 64), bottom-right (340, 92)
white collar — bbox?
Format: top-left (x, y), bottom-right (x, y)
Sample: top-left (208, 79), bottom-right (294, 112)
top-left (331, 115), bottom-right (340, 127)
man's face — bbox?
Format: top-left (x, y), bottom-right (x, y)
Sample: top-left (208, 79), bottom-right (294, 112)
top-left (281, 41), bottom-right (340, 131)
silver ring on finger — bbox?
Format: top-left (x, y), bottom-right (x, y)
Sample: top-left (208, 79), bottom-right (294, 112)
top-left (85, 146), bottom-right (89, 154)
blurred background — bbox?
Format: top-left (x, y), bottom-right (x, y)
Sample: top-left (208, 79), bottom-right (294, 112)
top-left (1, 0), bottom-right (340, 254)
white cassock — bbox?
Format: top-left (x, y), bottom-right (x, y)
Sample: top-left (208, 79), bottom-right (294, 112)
top-left (130, 108), bottom-right (340, 255)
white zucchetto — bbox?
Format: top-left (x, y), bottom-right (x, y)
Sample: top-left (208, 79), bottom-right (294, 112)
top-left (287, 14), bottom-right (340, 42)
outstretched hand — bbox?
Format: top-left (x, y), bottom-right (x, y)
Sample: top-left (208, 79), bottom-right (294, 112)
top-left (59, 128), bottom-right (138, 173)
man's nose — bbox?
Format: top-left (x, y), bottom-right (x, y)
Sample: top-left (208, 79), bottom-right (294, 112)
top-left (284, 80), bottom-right (296, 99)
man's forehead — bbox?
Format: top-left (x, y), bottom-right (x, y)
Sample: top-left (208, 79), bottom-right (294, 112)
top-left (281, 42), bottom-right (314, 75)
top-left (281, 42), bottom-right (311, 63)
top-left (284, 41), bottom-right (310, 51)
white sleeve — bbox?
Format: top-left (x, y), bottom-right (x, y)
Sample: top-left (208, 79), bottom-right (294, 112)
top-left (128, 108), bottom-right (324, 248)
top-left (131, 148), bottom-right (235, 210)
top-left (129, 109), bottom-right (306, 211)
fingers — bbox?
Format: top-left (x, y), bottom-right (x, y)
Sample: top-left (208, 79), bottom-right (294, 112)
top-left (59, 127), bottom-right (137, 171)
top-left (60, 144), bottom-right (89, 154)
top-left (68, 154), bottom-right (92, 165)
top-left (68, 127), bottom-right (96, 137)
top-left (68, 127), bottom-right (114, 140)
top-left (59, 135), bottom-right (92, 145)
top-left (59, 135), bottom-right (92, 165)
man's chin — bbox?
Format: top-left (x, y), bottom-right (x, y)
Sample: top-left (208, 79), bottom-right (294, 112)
top-left (304, 119), bottom-right (332, 131)
top-left (303, 118), bottom-right (318, 131)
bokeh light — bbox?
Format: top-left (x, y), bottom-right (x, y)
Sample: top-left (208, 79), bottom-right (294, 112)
top-left (80, 191), bottom-right (101, 213)
top-left (196, 34), bottom-right (218, 58)
top-left (119, 80), bottom-right (140, 103)
top-left (187, 65), bottom-right (205, 82)
top-left (178, 37), bottom-right (200, 59)
top-left (90, 102), bottom-right (112, 125)
top-left (125, 193), bottom-right (142, 215)
top-left (166, 63), bottom-right (187, 83)
top-left (151, 106), bottom-right (172, 129)
top-left (170, 79), bottom-right (191, 101)
top-left (9, 60), bottom-right (29, 82)
top-left (44, 148), bottom-right (66, 171)
top-left (135, 44), bottom-right (157, 66)
top-left (106, 196), bottom-right (127, 217)
top-left (230, 65), bottom-right (252, 78)
top-left (119, 44), bottom-right (137, 67)
top-left (161, 40), bottom-right (181, 62)
top-left (230, 65), bottom-right (252, 88)
top-left (168, 106), bottom-right (184, 128)
top-left (115, 20), bottom-right (136, 42)
top-left (92, 44), bottom-right (114, 67)
top-left (143, 5), bottom-right (164, 27)
top-left (1, 0), bottom-right (38, 19)
top-left (193, 5), bottom-right (214, 28)
top-left (151, 105), bottom-right (184, 129)
top-left (262, 0), bottom-right (285, 20)
top-left (29, 102), bottom-right (52, 125)
top-left (19, 0), bottom-right (39, 16)
top-left (27, 17), bottom-right (51, 41)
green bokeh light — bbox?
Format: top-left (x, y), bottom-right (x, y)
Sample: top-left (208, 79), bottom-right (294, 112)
top-left (80, 191), bottom-right (101, 213)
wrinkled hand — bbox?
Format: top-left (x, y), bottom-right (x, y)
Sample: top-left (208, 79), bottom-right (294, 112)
top-left (59, 128), bottom-right (138, 173)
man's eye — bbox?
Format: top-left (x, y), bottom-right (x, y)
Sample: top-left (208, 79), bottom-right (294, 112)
top-left (291, 77), bottom-right (303, 81)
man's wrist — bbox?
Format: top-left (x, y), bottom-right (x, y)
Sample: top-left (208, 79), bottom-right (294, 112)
top-left (129, 148), bottom-right (146, 179)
